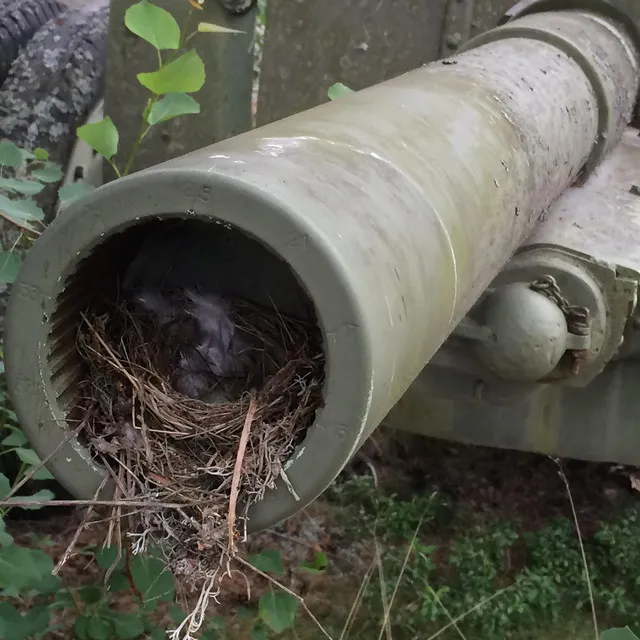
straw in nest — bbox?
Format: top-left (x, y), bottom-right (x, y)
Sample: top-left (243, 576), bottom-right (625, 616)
top-left (73, 288), bottom-right (324, 636)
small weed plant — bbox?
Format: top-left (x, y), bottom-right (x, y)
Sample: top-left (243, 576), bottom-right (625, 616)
top-left (327, 475), bottom-right (640, 640)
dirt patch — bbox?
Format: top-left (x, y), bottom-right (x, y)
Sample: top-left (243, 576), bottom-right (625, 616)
top-left (352, 431), bottom-right (635, 534)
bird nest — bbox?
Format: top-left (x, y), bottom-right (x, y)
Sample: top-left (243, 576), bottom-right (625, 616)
top-left (73, 288), bottom-right (324, 598)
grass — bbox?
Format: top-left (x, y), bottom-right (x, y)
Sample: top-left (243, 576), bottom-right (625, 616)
top-left (215, 469), bottom-right (640, 640)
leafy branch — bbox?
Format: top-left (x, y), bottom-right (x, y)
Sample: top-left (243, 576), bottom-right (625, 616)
top-left (76, 0), bottom-right (244, 179)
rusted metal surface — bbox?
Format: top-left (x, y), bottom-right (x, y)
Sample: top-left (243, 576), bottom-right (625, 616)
top-left (441, 0), bottom-right (515, 57)
top-left (524, 129), bottom-right (640, 273)
top-left (462, 9), bottom-right (640, 180)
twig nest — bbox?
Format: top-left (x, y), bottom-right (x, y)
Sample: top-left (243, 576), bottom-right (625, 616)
top-left (74, 287), bottom-right (324, 595)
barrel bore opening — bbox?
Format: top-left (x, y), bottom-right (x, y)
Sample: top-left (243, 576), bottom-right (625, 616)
top-left (45, 215), bottom-right (326, 579)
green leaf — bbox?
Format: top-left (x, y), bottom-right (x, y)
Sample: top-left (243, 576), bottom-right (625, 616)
top-left (13, 447), bottom-right (54, 480)
top-left (236, 605), bottom-right (255, 620)
top-left (75, 615), bottom-right (90, 640)
top-left (0, 251), bottom-right (22, 284)
top-left (87, 616), bottom-right (112, 640)
top-left (31, 165), bottom-right (63, 183)
top-left (137, 50), bottom-right (205, 95)
top-left (0, 194), bottom-right (44, 227)
top-left (258, 591), bottom-right (298, 634)
top-left (113, 612), bottom-right (145, 639)
top-left (96, 545), bottom-right (125, 571)
top-left (0, 249), bottom-right (22, 284)
top-left (248, 549), bottom-right (284, 576)
top-left (78, 585), bottom-right (103, 605)
top-left (0, 518), bottom-right (13, 547)
top-left (1, 428), bottom-right (28, 447)
top-left (7, 489), bottom-right (55, 510)
top-left (148, 628), bottom-right (166, 640)
top-left (58, 182), bottom-right (95, 204)
top-left (299, 551), bottom-right (328, 574)
top-left (54, 589), bottom-right (75, 610)
top-left (130, 553), bottom-right (175, 611)
top-left (147, 93), bottom-right (200, 125)
top-left (251, 621), bottom-right (268, 640)
top-left (602, 629), bottom-right (640, 640)
top-left (0, 473), bottom-right (9, 500)
top-left (77, 117), bottom-right (119, 161)
top-left (0, 544), bottom-right (58, 591)
top-left (0, 601), bottom-right (28, 640)
top-left (168, 605), bottom-right (186, 624)
top-left (197, 21), bottom-right (244, 34)
top-left (33, 148), bottom-right (49, 161)
top-left (0, 178), bottom-right (45, 196)
top-left (22, 604), bottom-right (51, 636)
top-left (106, 571), bottom-right (130, 593)
top-left (0, 141), bottom-right (24, 169)
top-left (328, 82), bottom-right (354, 100)
top-left (15, 447), bottom-right (40, 466)
top-left (125, 0), bottom-right (180, 50)
top-left (31, 466), bottom-right (55, 481)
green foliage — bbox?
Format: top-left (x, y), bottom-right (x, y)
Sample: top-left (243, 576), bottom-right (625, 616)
top-left (248, 549), bottom-right (285, 576)
top-left (197, 21), bottom-right (244, 34)
top-left (299, 551), bottom-right (328, 575)
top-left (0, 141), bottom-right (24, 169)
top-left (0, 193), bottom-right (43, 230)
top-left (32, 148), bottom-right (49, 162)
top-left (329, 476), bottom-right (640, 639)
top-left (58, 181), bottom-right (95, 205)
top-left (0, 472), bottom-right (9, 499)
top-left (0, 544), bottom-right (59, 593)
top-left (72, 0), bottom-right (241, 179)
top-left (147, 93), bottom-right (201, 125)
top-left (30, 165), bottom-right (63, 184)
top-left (137, 50), bottom-right (206, 95)
top-left (0, 251), bottom-right (22, 284)
top-left (258, 591), bottom-right (298, 634)
top-left (602, 628), bottom-right (640, 640)
top-left (250, 620), bottom-right (269, 639)
top-left (327, 475), bottom-right (448, 541)
top-left (124, 0), bottom-right (181, 50)
top-left (130, 551), bottom-right (175, 610)
top-left (0, 178), bottom-right (44, 196)
top-left (77, 116), bottom-right (119, 162)
top-left (328, 82), bottom-right (354, 100)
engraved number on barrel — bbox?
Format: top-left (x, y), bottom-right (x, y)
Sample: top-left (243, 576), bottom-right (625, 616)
top-left (182, 182), bottom-right (212, 203)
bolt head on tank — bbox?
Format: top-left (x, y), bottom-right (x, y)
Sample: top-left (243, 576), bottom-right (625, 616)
top-left (474, 282), bottom-right (568, 382)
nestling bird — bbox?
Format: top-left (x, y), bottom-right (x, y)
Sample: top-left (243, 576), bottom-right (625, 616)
top-left (130, 288), bottom-right (253, 400)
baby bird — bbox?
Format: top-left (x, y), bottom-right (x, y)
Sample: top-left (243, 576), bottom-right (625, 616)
top-left (131, 288), bottom-right (253, 400)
